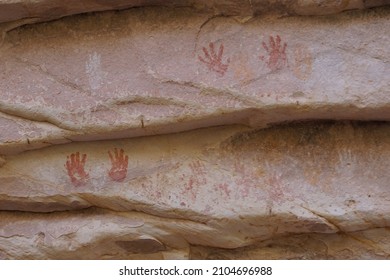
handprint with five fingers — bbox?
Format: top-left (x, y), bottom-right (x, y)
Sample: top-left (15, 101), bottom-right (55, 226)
top-left (65, 149), bottom-right (129, 185)
top-left (65, 152), bottom-right (90, 187)
top-left (108, 148), bottom-right (129, 182)
top-left (198, 42), bottom-right (230, 76)
top-left (260, 35), bottom-right (288, 71)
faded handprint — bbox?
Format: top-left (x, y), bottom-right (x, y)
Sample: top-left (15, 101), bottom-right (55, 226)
top-left (198, 42), bottom-right (230, 76)
top-left (266, 172), bottom-right (284, 203)
top-left (263, 171), bottom-right (285, 215)
top-left (260, 35), bottom-right (288, 71)
top-left (65, 152), bottom-right (89, 187)
top-left (232, 53), bottom-right (255, 83)
top-left (216, 183), bottom-right (231, 198)
top-left (181, 160), bottom-right (207, 202)
top-left (233, 160), bottom-right (256, 199)
top-left (292, 44), bottom-right (313, 80)
top-left (108, 148), bottom-right (129, 182)
top-left (189, 160), bottom-right (207, 183)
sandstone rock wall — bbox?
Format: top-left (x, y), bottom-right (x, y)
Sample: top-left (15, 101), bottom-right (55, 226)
top-left (0, 3), bottom-right (389, 259)
top-left (0, 0), bottom-right (389, 24)
top-left (0, 7), bottom-right (389, 155)
top-left (1, 121), bottom-right (389, 259)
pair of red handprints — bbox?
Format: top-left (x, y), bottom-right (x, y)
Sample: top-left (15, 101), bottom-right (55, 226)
top-left (198, 35), bottom-right (287, 76)
top-left (65, 148), bottom-right (128, 186)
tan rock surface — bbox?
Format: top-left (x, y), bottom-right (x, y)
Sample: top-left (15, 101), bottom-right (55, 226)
top-left (0, 0), bottom-right (388, 24)
top-left (0, 4), bottom-right (389, 260)
top-left (1, 122), bottom-right (389, 259)
top-left (191, 228), bottom-right (390, 259)
top-left (1, 211), bottom-right (389, 260)
top-left (0, 7), bottom-right (389, 155)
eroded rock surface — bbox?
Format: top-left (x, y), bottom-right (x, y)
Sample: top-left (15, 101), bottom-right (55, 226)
top-left (191, 228), bottom-right (390, 259)
top-left (0, 0), bottom-right (389, 24)
top-left (0, 4), bottom-right (389, 260)
top-left (1, 122), bottom-right (389, 259)
top-left (0, 7), bottom-right (389, 155)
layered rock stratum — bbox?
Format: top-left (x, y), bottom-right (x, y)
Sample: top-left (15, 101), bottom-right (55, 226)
top-left (0, 0), bottom-right (389, 24)
top-left (0, 1), bottom-right (389, 259)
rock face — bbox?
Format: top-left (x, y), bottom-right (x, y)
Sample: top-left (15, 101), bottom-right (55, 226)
top-left (0, 0), bottom-right (389, 24)
top-left (0, 7), bottom-right (389, 155)
top-left (0, 3), bottom-right (389, 259)
top-left (1, 122), bottom-right (390, 259)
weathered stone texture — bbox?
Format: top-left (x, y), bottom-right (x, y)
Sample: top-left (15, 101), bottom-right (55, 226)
top-left (0, 122), bottom-right (389, 259)
top-left (0, 7), bottom-right (389, 154)
top-left (191, 228), bottom-right (390, 259)
top-left (0, 4), bottom-right (389, 259)
top-left (0, 0), bottom-right (389, 24)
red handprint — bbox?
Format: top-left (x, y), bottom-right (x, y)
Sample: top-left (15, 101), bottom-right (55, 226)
top-left (198, 42), bottom-right (230, 76)
top-left (260, 35), bottom-right (288, 71)
top-left (65, 152), bottom-right (89, 187)
top-left (108, 148), bottom-right (129, 182)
